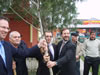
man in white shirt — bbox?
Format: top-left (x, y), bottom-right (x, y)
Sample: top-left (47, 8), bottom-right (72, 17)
top-left (47, 28), bottom-right (77, 75)
top-left (36, 31), bottom-right (58, 75)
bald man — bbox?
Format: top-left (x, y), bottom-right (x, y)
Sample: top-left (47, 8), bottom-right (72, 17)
top-left (9, 31), bottom-right (28, 75)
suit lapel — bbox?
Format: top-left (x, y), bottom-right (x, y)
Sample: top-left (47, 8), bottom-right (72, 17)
top-left (59, 40), bottom-right (70, 56)
top-left (0, 55), bottom-right (8, 72)
top-left (3, 42), bottom-right (10, 69)
top-left (48, 49), bottom-right (53, 60)
top-left (52, 44), bottom-right (55, 58)
top-left (0, 55), bottom-right (5, 66)
top-left (0, 41), bottom-right (10, 71)
top-left (59, 41), bottom-right (63, 51)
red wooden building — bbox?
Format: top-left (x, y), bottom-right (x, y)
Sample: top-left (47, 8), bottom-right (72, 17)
top-left (4, 14), bottom-right (38, 48)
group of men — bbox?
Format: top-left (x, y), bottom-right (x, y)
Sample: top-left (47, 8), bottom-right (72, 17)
top-left (0, 16), bottom-right (47, 75)
top-left (0, 16), bottom-right (100, 75)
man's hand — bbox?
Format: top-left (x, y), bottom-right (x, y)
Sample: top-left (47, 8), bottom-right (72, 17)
top-left (76, 55), bottom-right (80, 60)
top-left (12, 61), bottom-right (16, 70)
top-left (47, 61), bottom-right (57, 68)
top-left (38, 39), bottom-right (46, 48)
top-left (43, 55), bottom-right (50, 62)
top-left (38, 39), bottom-right (48, 53)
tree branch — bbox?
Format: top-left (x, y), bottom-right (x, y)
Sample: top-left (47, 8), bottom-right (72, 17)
top-left (31, 0), bottom-right (38, 7)
top-left (9, 6), bottom-right (39, 31)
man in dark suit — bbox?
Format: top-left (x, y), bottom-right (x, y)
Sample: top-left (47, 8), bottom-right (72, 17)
top-left (36, 31), bottom-right (58, 75)
top-left (0, 16), bottom-right (46, 75)
top-left (47, 28), bottom-right (77, 75)
top-left (9, 31), bottom-right (28, 75)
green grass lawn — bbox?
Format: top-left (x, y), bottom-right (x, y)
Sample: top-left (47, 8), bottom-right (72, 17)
top-left (90, 65), bottom-right (100, 75)
top-left (99, 65), bottom-right (100, 75)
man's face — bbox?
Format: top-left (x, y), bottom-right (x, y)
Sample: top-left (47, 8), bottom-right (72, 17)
top-left (90, 33), bottom-right (96, 40)
top-left (72, 36), bottom-right (78, 42)
top-left (0, 19), bottom-right (10, 40)
top-left (9, 32), bottom-right (21, 46)
top-left (61, 29), bottom-right (70, 41)
top-left (45, 32), bottom-right (53, 44)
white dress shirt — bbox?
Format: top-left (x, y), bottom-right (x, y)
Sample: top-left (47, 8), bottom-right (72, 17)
top-left (48, 43), bottom-right (54, 59)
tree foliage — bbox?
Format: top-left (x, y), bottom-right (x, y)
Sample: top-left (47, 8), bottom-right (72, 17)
top-left (0, 0), bottom-right (11, 14)
top-left (0, 0), bottom-right (85, 31)
top-left (30, 0), bottom-right (79, 31)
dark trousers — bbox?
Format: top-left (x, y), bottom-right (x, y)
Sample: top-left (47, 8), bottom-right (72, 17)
top-left (76, 61), bottom-right (80, 75)
top-left (83, 56), bottom-right (99, 75)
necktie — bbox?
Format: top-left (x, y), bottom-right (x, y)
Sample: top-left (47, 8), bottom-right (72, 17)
top-left (59, 42), bottom-right (65, 55)
top-left (0, 42), bottom-right (6, 66)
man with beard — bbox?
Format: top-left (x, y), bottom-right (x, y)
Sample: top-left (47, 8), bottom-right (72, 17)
top-left (83, 31), bottom-right (100, 75)
top-left (47, 28), bottom-right (77, 75)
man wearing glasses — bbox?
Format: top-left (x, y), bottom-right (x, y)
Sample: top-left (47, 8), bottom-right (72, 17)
top-left (0, 16), bottom-right (47, 75)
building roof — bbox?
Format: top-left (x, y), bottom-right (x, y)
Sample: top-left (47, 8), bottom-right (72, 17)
top-left (68, 24), bottom-right (100, 28)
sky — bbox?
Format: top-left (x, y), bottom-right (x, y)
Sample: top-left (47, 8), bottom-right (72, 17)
top-left (76, 0), bottom-right (100, 19)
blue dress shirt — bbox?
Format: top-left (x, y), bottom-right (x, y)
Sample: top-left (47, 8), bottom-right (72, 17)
top-left (0, 41), bottom-right (6, 66)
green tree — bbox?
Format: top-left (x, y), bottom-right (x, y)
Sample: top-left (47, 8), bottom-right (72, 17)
top-left (0, 0), bottom-right (85, 32)
top-left (30, 0), bottom-right (78, 32)
top-left (0, 0), bottom-right (11, 14)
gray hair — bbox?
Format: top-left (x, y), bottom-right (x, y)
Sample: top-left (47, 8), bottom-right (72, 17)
top-left (9, 31), bottom-right (21, 38)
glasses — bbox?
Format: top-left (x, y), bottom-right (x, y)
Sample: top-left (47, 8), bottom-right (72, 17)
top-left (12, 36), bottom-right (21, 39)
top-left (0, 26), bottom-right (10, 31)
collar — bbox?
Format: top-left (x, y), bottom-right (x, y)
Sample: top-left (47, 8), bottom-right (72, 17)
top-left (62, 40), bottom-right (68, 44)
top-left (48, 43), bottom-right (52, 46)
top-left (89, 38), bottom-right (96, 40)
top-left (0, 40), bottom-right (4, 44)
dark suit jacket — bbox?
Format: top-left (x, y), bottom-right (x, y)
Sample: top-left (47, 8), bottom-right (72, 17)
top-left (56, 40), bottom-right (76, 75)
top-left (0, 41), bottom-right (41, 75)
top-left (36, 44), bottom-right (58, 75)
top-left (13, 40), bottom-right (28, 75)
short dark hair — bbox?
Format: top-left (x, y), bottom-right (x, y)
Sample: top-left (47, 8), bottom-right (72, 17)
top-left (71, 32), bottom-right (79, 36)
top-left (0, 16), bottom-right (9, 21)
top-left (44, 31), bottom-right (53, 36)
top-left (90, 31), bottom-right (95, 35)
top-left (61, 28), bottom-right (70, 35)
